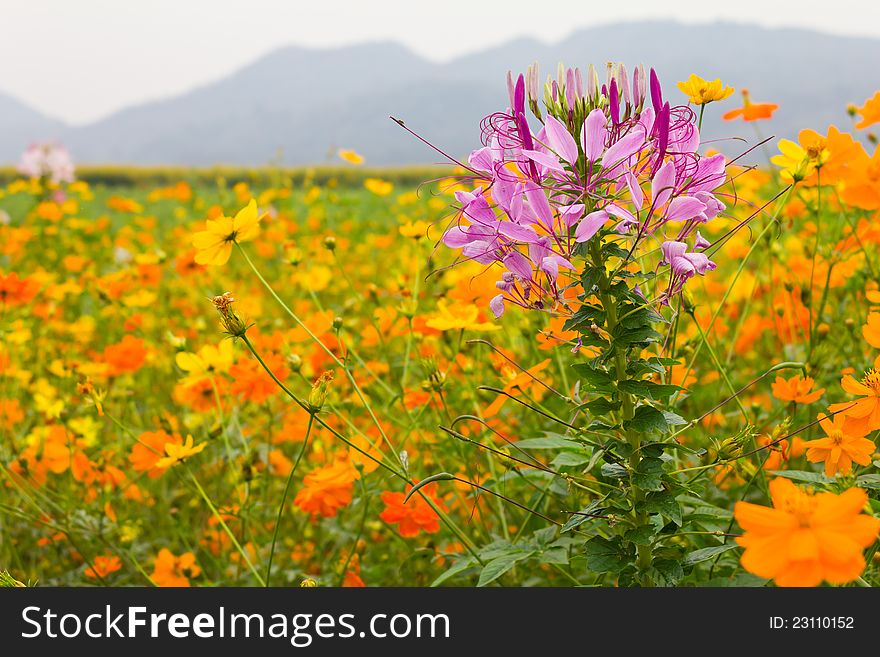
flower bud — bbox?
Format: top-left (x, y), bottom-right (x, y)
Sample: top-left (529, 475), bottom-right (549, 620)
top-left (323, 236), bottom-right (337, 251)
top-left (287, 353), bottom-right (303, 373)
top-left (307, 371), bottom-right (334, 412)
top-left (300, 578), bottom-right (317, 588)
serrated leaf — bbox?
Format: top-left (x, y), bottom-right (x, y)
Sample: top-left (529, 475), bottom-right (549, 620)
top-left (612, 325), bottom-right (662, 347)
top-left (650, 559), bottom-right (684, 587)
top-left (571, 363), bottom-right (615, 394)
top-left (625, 405), bottom-right (668, 434)
top-left (583, 397), bottom-right (620, 415)
top-left (661, 411), bottom-right (687, 426)
top-left (585, 537), bottom-right (634, 573)
top-left (618, 380), bottom-right (682, 401)
top-left (644, 491), bottom-right (682, 526)
top-left (632, 457), bottom-right (666, 491)
top-left (624, 524), bottom-right (658, 545)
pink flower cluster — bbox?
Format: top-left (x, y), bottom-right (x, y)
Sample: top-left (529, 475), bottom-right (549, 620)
top-left (441, 64), bottom-right (728, 316)
top-left (17, 141), bottom-right (75, 184)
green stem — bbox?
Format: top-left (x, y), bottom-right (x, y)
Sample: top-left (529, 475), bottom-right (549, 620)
top-left (187, 468), bottom-right (266, 585)
top-left (589, 241), bottom-right (653, 582)
top-left (265, 414), bottom-right (314, 586)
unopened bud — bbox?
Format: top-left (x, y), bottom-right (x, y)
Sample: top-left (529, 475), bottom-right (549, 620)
top-left (287, 353), bottom-right (303, 373)
top-left (211, 292), bottom-right (249, 338)
top-left (324, 236), bottom-right (337, 251)
top-left (300, 578), bottom-right (317, 588)
top-left (307, 371), bottom-right (334, 412)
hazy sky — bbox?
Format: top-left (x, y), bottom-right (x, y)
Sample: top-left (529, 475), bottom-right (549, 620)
top-left (2, 0), bottom-right (879, 124)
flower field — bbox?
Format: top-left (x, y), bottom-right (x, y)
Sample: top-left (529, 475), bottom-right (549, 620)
top-left (3, 67), bottom-right (880, 589)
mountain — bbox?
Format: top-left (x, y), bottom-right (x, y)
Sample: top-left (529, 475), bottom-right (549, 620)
top-left (0, 93), bottom-right (66, 163)
top-left (1, 21), bottom-right (879, 166)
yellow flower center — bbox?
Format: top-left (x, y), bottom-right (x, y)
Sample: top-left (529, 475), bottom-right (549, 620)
top-left (829, 429), bottom-right (844, 445)
top-left (863, 368), bottom-right (880, 394)
top-left (781, 490), bottom-right (818, 527)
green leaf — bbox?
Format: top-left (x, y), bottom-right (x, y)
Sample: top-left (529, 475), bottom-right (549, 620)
top-left (403, 472), bottom-right (455, 503)
top-left (514, 434), bottom-right (581, 450)
top-left (585, 537), bottom-right (634, 574)
top-left (632, 457), bottom-right (666, 491)
top-left (600, 463), bottom-right (628, 479)
top-left (612, 325), bottom-right (662, 347)
top-left (769, 470), bottom-right (832, 485)
top-left (571, 363), bottom-right (615, 394)
top-left (551, 451), bottom-right (592, 468)
top-left (856, 474), bottom-right (880, 490)
top-left (661, 411), bottom-right (687, 427)
top-left (682, 544), bottom-right (738, 567)
top-left (430, 558), bottom-right (477, 587)
top-left (624, 524), bottom-right (658, 545)
top-left (625, 405), bottom-right (668, 434)
top-left (538, 547), bottom-right (569, 565)
top-left (650, 559), bottom-right (684, 587)
top-left (477, 551), bottom-right (533, 587)
top-left (644, 491), bottom-right (682, 526)
top-left (583, 397), bottom-right (620, 415)
top-left (618, 380), bottom-right (682, 401)
top-left (561, 499), bottom-right (605, 533)
top-left (619, 304), bottom-right (665, 329)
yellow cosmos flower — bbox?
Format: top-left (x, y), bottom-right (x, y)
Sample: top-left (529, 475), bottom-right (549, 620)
top-left (399, 220), bottom-right (430, 239)
top-left (426, 300), bottom-right (500, 332)
top-left (175, 340), bottom-right (235, 385)
top-left (364, 178), bottom-right (393, 196)
top-left (772, 141), bottom-right (816, 183)
top-left (154, 434), bottom-right (206, 469)
top-left (676, 74), bottom-right (734, 105)
top-left (192, 199), bottom-right (265, 265)
top-left (338, 149), bottom-right (364, 165)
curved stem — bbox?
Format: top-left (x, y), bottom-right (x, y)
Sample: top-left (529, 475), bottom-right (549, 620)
top-left (265, 414), bottom-right (314, 586)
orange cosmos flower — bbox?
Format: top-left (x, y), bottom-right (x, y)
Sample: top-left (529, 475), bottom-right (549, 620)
top-left (380, 482), bottom-right (446, 538)
top-left (839, 145), bottom-right (880, 210)
top-left (828, 369), bottom-right (880, 434)
top-left (0, 398), bottom-right (24, 429)
top-left (0, 272), bottom-right (40, 306)
top-left (802, 413), bottom-right (875, 477)
top-left (771, 374), bottom-right (825, 404)
top-left (862, 312), bottom-right (880, 348)
top-left (342, 553), bottom-right (366, 587)
top-left (150, 549), bottom-right (201, 587)
top-left (758, 435), bottom-right (804, 471)
top-left (229, 354), bottom-right (287, 404)
top-left (128, 431), bottom-right (183, 478)
top-left (735, 477), bottom-right (880, 586)
top-left (294, 460), bottom-right (358, 518)
top-left (84, 555), bottom-right (122, 579)
top-left (855, 90), bottom-right (880, 130)
top-left (103, 335), bottom-right (148, 376)
top-left (722, 89), bottom-right (778, 122)
top-left (175, 249), bottom-right (207, 277)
